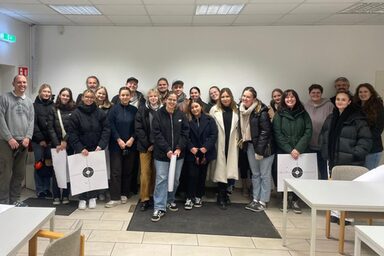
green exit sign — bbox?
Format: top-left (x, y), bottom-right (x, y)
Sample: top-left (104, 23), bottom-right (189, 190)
top-left (0, 32), bottom-right (16, 43)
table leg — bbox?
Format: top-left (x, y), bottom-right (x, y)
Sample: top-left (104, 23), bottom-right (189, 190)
top-left (354, 232), bottom-right (361, 256)
top-left (282, 181), bottom-right (288, 246)
top-left (310, 208), bottom-right (317, 256)
top-left (339, 211), bottom-right (346, 254)
top-left (49, 215), bottom-right (55, 242)
top-left (28, 233), bottom-right (38, 256)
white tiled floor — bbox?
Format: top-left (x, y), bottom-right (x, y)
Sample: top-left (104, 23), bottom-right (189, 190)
top-left (16, 188), bottom-right (381, 256)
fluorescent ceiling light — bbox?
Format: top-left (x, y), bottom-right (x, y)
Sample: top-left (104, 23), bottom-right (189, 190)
top-left (196, 4), bottom-right (244, 15)
top-left (49, 5), bottom-right (101, 15)
top-left (339, 2), bottom-right (384, 14)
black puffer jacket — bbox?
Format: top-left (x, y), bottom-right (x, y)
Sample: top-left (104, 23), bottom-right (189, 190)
top-left (152, 106), bottom-right (189, 162)
top-left (32, 96), bottom-right (54, 143)
top-left (135, 104), bottom-right (160, 152)
top-left (68, 103), bottom-right (111, 153)
top-left (250, 103), bottom-right (275, 157)
top-left (47, 104), bottom-right (76, 147)
top-left (319, 106), bottom-right (372, 169)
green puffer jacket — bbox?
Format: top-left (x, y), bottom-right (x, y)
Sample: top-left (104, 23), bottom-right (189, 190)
top-left (273, 107), bottom-right (312, 154)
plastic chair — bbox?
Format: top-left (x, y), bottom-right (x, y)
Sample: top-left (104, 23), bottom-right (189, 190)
top-left (29, 221), bottom-right (85, 256)
top-left (325, 165), bottom-right (384, 254)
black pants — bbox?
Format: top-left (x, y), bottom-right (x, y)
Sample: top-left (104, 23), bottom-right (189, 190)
top-left (109, 150), bottom-right (136, 200)
top-left (186, 161), bottom-right (208, 199)
top-left (238, 148), bottom-right (250, 179)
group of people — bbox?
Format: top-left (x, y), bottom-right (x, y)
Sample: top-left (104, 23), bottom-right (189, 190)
top-left (0, 75), bottom-right (383, 223)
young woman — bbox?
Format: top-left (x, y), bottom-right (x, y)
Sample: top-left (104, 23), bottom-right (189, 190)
top-left (151, 91), bottom-right (189, 222)
top-left (189, 86), bottom-right (210, 113)
top-left (32, 83), bottom-right (54, 199)
top-left (208, 85), bottom-right (220, 108)
top-left (354, 83), bottom-right (384, 169)
top-left (320, 91), bottom-right (372, 171)
top-left (239, 87), bottom-right (275, 212)
top-left (135, 89), bottom-right (162, 211)
top-left (47, 87), bottom-right (76, 205)
top-left (304, 84), bottom-right (334, 180)
top-left (105, 87), bottom-right (138, 208)
top-left (184, 100), bottom-right (218, 210)
top-left (157, 78), bottom-right (169, 104)
top-left (209, 88), bottom-right (239, 210)
top-left (68, 89), bottom-right (110, 210)
top-left (273, 89), bottom-right (312, 214)
top-left (268, 88), bottom-right (283, 120)
top-left (95, 86), bottom-right (113, 115)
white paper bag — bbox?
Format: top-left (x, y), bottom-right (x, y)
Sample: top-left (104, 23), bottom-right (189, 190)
top-left (168, 155), bottom-right (177, 192)
top-left (51, 149), bottom-right (69, 189)
top-left (67, 150), bottom-right (109, 196)
top-left (277, 153), bottom-right (318, 192)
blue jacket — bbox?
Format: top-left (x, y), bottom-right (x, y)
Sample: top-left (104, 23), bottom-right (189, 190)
top-left (108, 103), bottom-right (138, 152)
top-left (186, 113), bottom-right (218, 162)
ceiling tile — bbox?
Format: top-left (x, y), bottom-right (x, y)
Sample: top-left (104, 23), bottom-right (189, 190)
top-left (196, 0), bottom-right (247, 4)
top-left (107, 15), bottom-right (151, 25)
top-left (234, 14), bottom-right (283, 24)
top-left (0, 3), bottom-right (57, 14)
top-left (146, 5), bottom-right (194, 15)
top-left (151, 15), bottom-right (192, 24)
top-left (22, 14), bottom-right (74, 24)
top-left (249, 0), bottom-right (304, 3)
top-left (89, 0), bottom-right (142, 4)
top-left (192, 15), bottom-right (237, 25)
top-left (275, 13), bottom-right (330, 25)
top-left (359, 14), bottom-right (384, 25)
top-left (39, 0), bottom-right (92, 4)
top-left (143, 0), bottom-right (195, 4)
top-left (317, 14), bottom-right (374, 25)
top-left (242, 3), bottom-right (299, 14)
top-left (305, 0), bottom-right (358, 2)
top-left (290, 3), bottom-right (355, 14)
top-left (0, 0), bottom-right (40, 3)
top-left (65, 14), bottom-right (113, 25)
top-left (95, 5), bottom-right (146, 15)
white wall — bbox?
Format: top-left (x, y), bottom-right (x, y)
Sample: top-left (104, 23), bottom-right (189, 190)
top-left (0, 13), bottom-right (30, 94)
top-left (35, 25), bottom-right (384, 103)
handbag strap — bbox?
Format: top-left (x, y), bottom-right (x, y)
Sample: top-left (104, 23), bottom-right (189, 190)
top-left (57, 109), bottom-right (67, 138)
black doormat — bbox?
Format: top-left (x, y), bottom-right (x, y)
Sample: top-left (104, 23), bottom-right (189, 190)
top-left (127, 202), bottom-right (281, 238)
top-left (23, 198), bottom-right (78, 216)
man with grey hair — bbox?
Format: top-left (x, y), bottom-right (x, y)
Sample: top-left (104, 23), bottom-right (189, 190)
top-left (0, 75), bottom-right (34, 206)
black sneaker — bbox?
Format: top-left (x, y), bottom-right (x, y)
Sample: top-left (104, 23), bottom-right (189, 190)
top-left (13, 201), bottom-right (28, 207)
top-left (184, 199), bottom-right (194, 210)
top-left (279, 201), bottom-right (290, 212)
top-left (37, 191), bottom-right (47, 199)
top-left (140, 201), bottom-right (150, 211)
top-left (245, 201), bottom-right (264, 212)
top-left (330, 216), bottom-right (352, 226)
top-left (167, 202), bottom-right (178, 212)
top-left (151, 210), bottom-right (165, 222)
top-left (291, 200), bottom-right (302, 214)
top-left (45, 190), bottom-right (53, 199)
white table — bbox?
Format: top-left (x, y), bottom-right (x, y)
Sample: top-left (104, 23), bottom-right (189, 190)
top-left (0, 206), bottom-right (55, 256)
top-left (282, 179), bottom-right (384, 256)
top-left (354, 225), bottom-right (384, 256)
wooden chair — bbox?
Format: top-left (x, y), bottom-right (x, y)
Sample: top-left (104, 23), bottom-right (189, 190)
top-left (325, 165), bottom-right (384, 254)
top-left (29, 221), bottom-right (85, 256)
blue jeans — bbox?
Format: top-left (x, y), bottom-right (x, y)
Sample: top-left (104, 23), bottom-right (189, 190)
top-left (365, 152), bottom-right (383, 170)
top-left (246, 143), bottom-right (274, 203)
top-left (153, 158), bottom-right (184, 211)
top-left (32, 142), bottom-right (51, 195)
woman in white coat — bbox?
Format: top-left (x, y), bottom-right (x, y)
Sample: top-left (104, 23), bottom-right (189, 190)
top-left (209, 88), bottom-right (239, 210)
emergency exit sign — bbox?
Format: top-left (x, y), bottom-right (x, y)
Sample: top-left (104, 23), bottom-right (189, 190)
top-left (0, 32), bottom-right (16, 43)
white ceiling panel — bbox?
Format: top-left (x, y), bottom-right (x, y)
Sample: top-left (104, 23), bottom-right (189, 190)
top-left (22, 14), bottom-right (74, 24)
top-left (0, 0), bottom-right (40, 3)
top-left (95, 5), bottom-right (146, 15)
top-left (89, 0), bottom-right (142, 4)
top-left (196, 0), bottom-right (248, 4)
top-left (107, 15), bottom-right (151, 25)
top-left (290, 3), bottom-right (354, 14)
top-left (234, 14), bottom-right (283, 24)
top-left (146, 5), bottom-right (194, 15)
top-left (65, 14), bottom-right (113, 24)
top-left (360, 14), bottom-right (384, 25)
top-left (318, 13), bottom-right (374, 25)
top-left (143, 0), bottom-right (195, 4)
top-left (249, 0), bottom-right (304, 3)
top-left (305, 0), bottom-right (359, 2)
top-left (192, 15), bottom-right (237, 25)
top-left (39, 0), bottom-right (92, 4)
top-left (242, 3), bottom-right (299, 14)
top-left (275, 13), bottom-right (330, 25)
top-left (1, 3), bottom-right (57, 14)
top-left (151, 15), bottom-right (192, 24)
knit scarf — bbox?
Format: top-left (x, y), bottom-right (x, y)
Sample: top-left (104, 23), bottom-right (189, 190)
top-left (239, 101), bottom-right (258, 142)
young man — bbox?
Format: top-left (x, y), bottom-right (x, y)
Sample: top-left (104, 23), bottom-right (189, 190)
top-left (0, 75), bottom-right (34, 206)
top-left (112, 77), bottom-right (145, 108)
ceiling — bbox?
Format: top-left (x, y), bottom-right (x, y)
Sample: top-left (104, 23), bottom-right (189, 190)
top-left (0, 0), bottom-right (384, 26)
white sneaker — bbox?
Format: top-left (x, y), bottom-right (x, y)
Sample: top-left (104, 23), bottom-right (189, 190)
top-left (121, 196), bottom-right (128, 204)
top-left (78, 200), bottom-right (86, 210)
top-left (89, 198), bottom-right (97, 209)
top-left (105, 200), bottom-right (120, 208)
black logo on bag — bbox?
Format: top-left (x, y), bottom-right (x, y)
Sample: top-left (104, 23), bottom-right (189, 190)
top-left (83, 167), bottom-right (94, 178)
top-left (292, 167), bottom-right (303, 178)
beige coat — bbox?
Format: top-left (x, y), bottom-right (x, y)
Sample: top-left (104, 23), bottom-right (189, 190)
top-left (208, 105), bottom-right (239, 183)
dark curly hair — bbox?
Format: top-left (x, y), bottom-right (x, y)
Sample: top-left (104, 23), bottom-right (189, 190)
top-left (354, 83), bottom-right (383, 126)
